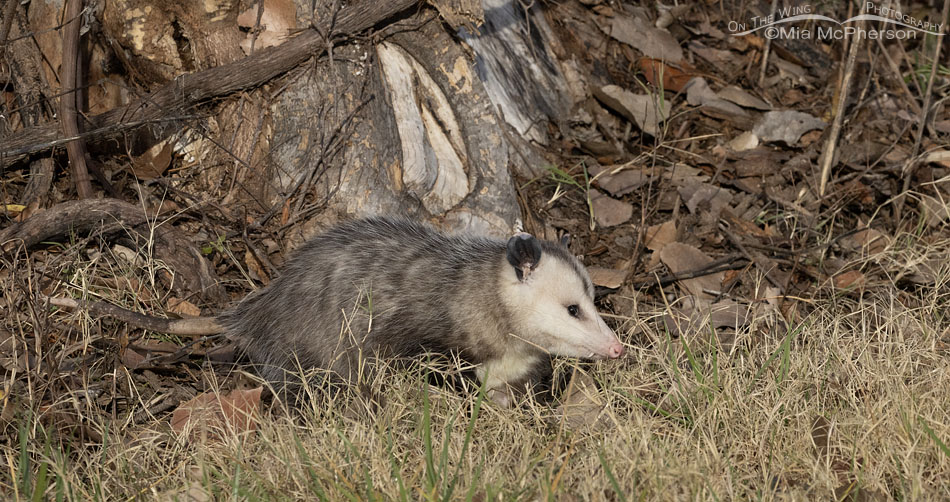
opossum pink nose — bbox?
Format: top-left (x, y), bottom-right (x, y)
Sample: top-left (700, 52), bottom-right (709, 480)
top-left (608, 341), bottom-right (624, 358)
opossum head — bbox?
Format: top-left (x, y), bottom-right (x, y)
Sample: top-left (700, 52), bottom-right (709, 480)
top-left (502, 233), bottom-right (624, 360)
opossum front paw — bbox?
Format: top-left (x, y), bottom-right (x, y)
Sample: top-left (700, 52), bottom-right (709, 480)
top-left (487, 387), bottom-right (513, 408)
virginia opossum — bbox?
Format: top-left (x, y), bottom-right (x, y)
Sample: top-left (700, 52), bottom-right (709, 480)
top-left (52, 217), bottom-right (624, 405)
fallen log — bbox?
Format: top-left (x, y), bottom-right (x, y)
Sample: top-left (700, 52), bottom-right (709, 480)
top-left (0, 198), bottom-right (226, 302)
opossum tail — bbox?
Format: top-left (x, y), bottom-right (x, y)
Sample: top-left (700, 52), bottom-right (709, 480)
top-left (44, 296), bottom-right (223, 336)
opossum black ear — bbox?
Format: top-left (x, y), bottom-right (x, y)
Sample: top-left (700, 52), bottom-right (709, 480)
top-left (506, 233), bottom-right (542, 281)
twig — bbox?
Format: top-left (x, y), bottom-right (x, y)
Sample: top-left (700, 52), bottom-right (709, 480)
top-left (818, 14), bottom-right (864, 197)
top-left (629, 254), bottom-right (749, 289)
top-left (874, 37), bottom-right (922, 117)
top-left (757, 0), bottom-right (778, 87)
top-left (247, 0), bottom-right (266, 54)
top-left (719, 222), bottom-right (784, 291)
top-left (60, 0), bottom-right (93, 198)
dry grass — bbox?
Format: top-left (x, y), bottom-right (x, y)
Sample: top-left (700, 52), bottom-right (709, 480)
top-left (2, 235), bottom-right (949, 502)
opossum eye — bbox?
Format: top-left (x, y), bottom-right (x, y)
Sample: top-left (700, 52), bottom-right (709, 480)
top-left (567, 304), bottom-right (580, 318)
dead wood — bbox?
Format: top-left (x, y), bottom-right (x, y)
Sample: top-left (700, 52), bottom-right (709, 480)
top-left (817, 14), bottom-right (863, 197)
top-left (60, 0), bottom-right (93, 198)
top-left (0, 0), bottom-right (419, 167)
top-left (0, 198), bottom-right (225, 302)
top-left (0, 0), bottom-right (16, 58)
top-left (630, 255), bottom-right (749, 289)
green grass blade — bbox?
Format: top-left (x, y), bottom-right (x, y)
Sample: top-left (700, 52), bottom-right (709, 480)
top-left (386, 431), bottom-right (409, 502)
top-left (422, 379), bottom-right (437, 492)
top-left (18, 415), bottom-right (30, 498)
top-left (919, 417), bottom-right (950, 458)
top-left (749, 322), bottom-right (803, 391)
top-left (597, 448), bottom-right (626, 502)
top-left (293, 433), bottom-right (329, 501)
top-left (443, 386), bottom-right (485, 502)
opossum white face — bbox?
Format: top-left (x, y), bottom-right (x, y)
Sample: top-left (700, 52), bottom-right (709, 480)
top-left (502, 234), bottom-right (624, 360)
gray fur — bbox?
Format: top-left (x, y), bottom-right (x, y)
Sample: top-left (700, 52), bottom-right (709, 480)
top-left (219, 217), bottom-right (598, 396)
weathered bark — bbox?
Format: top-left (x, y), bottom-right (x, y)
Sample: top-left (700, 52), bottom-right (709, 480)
top-left (257, 0), bottom-right (576, 238)
top-left (0, 0), bottom-right (419, 166)
top-left (2, 1), bottom-right (56, 218)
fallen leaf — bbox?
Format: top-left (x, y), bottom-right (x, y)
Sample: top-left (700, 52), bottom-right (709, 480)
top-left (171, 387), bottom-right (263, 440)
top-left (839, 178), bottom-right (874, 206)
top-left (637, 57), bottom-right (694, 92)
top-left (920, 194), bottom-right (950, 228)
top-left (553, 369), bottom-right (610, 430)
top-left (901, 254), bottom-right (945, 285)
top-left (3, 204), bottom-right (25, 217)
top-left (145, 199), bottom-right (182, 216)
top-left (659, 242), bottom-right (723, 299)
top-left (842, 228), bottom-right (888, 256)
top-left (167, 297), bottom-right (201, 317)
top-left (587, 267), bottom-right (625, 289)
top-left (112, 244), bottom-right (144, 267)
top-left (684, 78), bottom-right (751, 127)
top-left (707, 300), bottom-right (752, 330)
top-left (589, 164), bottom-right (651, 196)
top-left (689, 41), bottom-right (743, 71)
top-left (717, 86), bottom-right (771, 110)
top-left (590, 189), bottom-right (633, 227)
top-left (131, 139), bottom-right (173, 179)
top-left (244, 249), bottom-right (270, 285)
top-left (730, 147), bottom-right (793, 177)
top-left (679, 182), bottom-right (733, 217)
top-left (727, 131), bottom-right (759, 152)
top-left (685, 77), bottom-right (717, 107)
top-left (752, 110), bottom-right (826, 145)
top-left (119, 347), bottom-right (147, 369)
top-left (593, 85), bottom-right (670, 137)
top-left (833, 270), bottom-right (866, 291)
top-left (698, 98), bottom-right (752, 127)
top-left (663, 163), bottom-right (707, 186)
top-left (720, 209), bottom-right (774, 238)
top-left (661, 297), bottom-right (749, 342)
top-left (811, 415), bottom-right (831, 458)
top-left (768, 56), bottom-right (810, 85)
top-left (604, 15), bottom-right (684, 62)
top-left (644, 220), bottom-right (677, 252)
